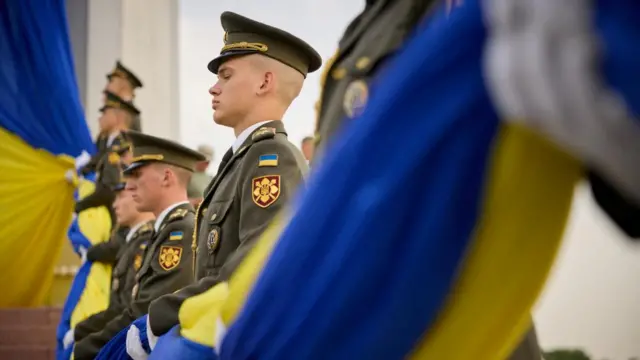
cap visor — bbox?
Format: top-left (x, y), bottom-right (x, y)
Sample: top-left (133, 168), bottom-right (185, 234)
top-left (207, 50), bottom-right (260, 74)
top-left (112, 183), bottom-right (126, 192)
top-left (123, 161), bottom-right (148, 175)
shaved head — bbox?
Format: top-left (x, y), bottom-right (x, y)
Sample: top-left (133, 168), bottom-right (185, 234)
top-left (147, 163), bottom-right (192, 188)
top-left (248, 55), bottom-right (304, 106)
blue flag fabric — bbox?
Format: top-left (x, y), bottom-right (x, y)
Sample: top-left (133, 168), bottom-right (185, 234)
top-left (219, 2), bottom-right (495, 359)
top-left (150, 327), bottom-right (217, 360)
top-left (0, 0), bottom-right (94, 156)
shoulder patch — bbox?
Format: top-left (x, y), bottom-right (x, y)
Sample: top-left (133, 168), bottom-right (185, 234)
top-left (252, 175), bottom-right (281, 208)
top-left (167, 208), bottom-right (189, 221)
top-left (158, 245), bottom-right (182, 271)
top-left (251, 127), bottom-right (276, 142)
top-left (258, 154), bottom-right (278, 167)
top-left (169, 231), bottom-right (183, 241)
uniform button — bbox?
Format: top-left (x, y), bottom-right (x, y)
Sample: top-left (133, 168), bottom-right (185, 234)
top-left (331, 68), bottom-right (346, 80)
top-left (355, 57), bottom-right (370, 70)
top-left (210, 213), bottom-right (217, 221)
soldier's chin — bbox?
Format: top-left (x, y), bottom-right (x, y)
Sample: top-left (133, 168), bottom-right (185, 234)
top-left (134, 202), bottom-right (149, 213)
top-left (213, 110), bottom-right (230, 126)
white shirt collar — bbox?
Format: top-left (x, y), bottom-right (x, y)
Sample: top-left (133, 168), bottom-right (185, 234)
top-left (107, 131), bottom-right (120, 147)
top-left (126, 220), bottom-right (148, 243)
top-left (232, 121), bottom-right (272, 153)
top-left (154, 201), bottom-right (189, 232)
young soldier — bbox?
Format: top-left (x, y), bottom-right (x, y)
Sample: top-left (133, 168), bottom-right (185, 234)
top-left (76, 92), bottom-right (139, 225)
top-left (73, 131), bottom-right (205, 360)
top-left (144, 11), bottom-right (318, 341)
top-left (68, 177), bottom-right (155, 346)
top-left (81, 89), bottom-right (139, 177)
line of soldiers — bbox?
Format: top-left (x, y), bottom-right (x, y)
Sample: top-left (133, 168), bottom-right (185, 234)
top-left (69, 12), bottom-right (314, 359)
top-left (66, 2), bottom-right (640, 359)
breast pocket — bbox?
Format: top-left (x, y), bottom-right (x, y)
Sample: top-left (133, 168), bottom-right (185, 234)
top-left (202, 199), bottom-right (234, 270)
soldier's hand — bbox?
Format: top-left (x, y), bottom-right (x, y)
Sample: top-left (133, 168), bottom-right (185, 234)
top-left (62, 328), bottom-right (74, 349)
top-left (75, 150), bottom-right (92, 171)
top-left (126, 325), bottom-right (149, 360)
top-left (79, 246), bottom-right (88, 264)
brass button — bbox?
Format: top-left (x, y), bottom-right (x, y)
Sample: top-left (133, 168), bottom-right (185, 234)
top-left (355, 57), bottom-right (370, 70)
top-left (210, 213), bottom-right (217, 221)
top-left (331, 68), bottom-right (346, 80)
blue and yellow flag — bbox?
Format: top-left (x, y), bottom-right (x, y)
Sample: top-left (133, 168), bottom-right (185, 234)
top-left (0, 0), bottom-right (113, 358)
top-left (56, 175), bottom-right (113, 360)
top-left (152, 0), bottom-right (640, 359)
top-left (0, 0), bottom-right (95, 308)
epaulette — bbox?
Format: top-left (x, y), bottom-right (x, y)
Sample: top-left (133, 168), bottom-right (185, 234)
top-left (251, 127), bottom-right (276, 142)
top-left (137, 222), bottom-right (154, 234)
top-left (112, 141), bottom-right (132, 154)
top-left (167, 208), bottom-right (189, 221)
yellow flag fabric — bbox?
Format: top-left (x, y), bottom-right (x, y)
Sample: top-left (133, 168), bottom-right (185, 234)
top-left (69, 178), bottom-right (113, 328)
top-left (409, 125), bottom-right (581, 359)
top-left (0, 128), bottom-right (75, 307)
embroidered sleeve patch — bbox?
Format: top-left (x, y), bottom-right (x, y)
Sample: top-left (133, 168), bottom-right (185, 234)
top-left (169, 231), bottom-right (183, 241)
top-left (252, 175), bottom-right (281, 208)
top-left (159, 245), bottom-right (182, 271)
top-left (258, 154), bottom-right (278, 167)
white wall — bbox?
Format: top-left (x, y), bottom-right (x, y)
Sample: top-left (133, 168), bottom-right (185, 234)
top-left (535, 184), bottom-right (640, 360)
top-left (178, 2), bottom-right (640, 358)
top-left (86, 0), bottom-right (122, 136)
top-left (85, 0), bottom-right (179, 140)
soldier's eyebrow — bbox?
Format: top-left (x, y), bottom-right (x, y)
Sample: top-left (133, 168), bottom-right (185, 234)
top-left (218, 66), bottom-right (233, 78)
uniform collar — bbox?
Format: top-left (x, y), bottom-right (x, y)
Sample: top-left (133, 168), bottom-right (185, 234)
top-left (154, 201), bottom-right (189, 232)
top-left (107, 131), bottom-right (121, 147)
top-left (125, 221), bottom-right (148, 243)
top-left (232, 120), bottom-right (273, 153)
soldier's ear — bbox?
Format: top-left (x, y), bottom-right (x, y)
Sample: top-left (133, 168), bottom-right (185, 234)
top-left (256, 71), bottom-right (274, 96)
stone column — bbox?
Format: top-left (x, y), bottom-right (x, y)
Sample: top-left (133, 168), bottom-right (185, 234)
top-left (85, 0), bottom-right (123, 136)
top-left (83, 0), bottom-right (180, 140)
top-left (120, 0), bottom-right (180, 140)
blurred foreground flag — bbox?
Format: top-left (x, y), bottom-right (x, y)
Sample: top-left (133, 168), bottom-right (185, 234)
top-left (153, 0), bottom-right (640, 359)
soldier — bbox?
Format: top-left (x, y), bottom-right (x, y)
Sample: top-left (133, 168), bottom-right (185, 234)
top-left (75, 92), bottom-right (138, 225)
top-left (187, 144), bottom-right (214, 207)
top-left (104, 60), bottom-right (144, 132)
top-left (67, 177), bottom-right (155, 346)
top-left (73, 131), bottom-right (204, 360)
top-left (81, 90), bottom-right (139, 177)
top-left (144, 11), bottom-right (318, 342)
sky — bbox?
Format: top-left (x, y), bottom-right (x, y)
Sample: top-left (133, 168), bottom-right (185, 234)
top-left (178, 2), bottom-right (640, 358)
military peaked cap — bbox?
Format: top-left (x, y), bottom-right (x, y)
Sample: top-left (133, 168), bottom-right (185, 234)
top-left (123, 131), bottom-right (206, 174)
top-left (101, 91), bottom-right (140, 116)
top-left (207, 11), bottom-right (322, 77)
top-left (107, 60), bottom-right (144, 89)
